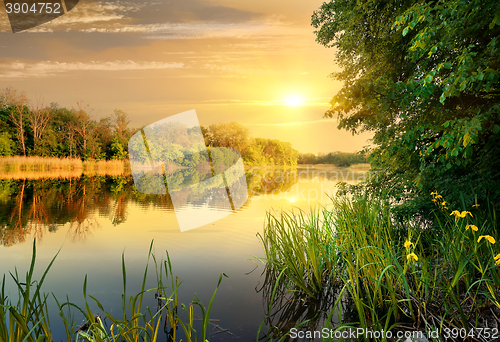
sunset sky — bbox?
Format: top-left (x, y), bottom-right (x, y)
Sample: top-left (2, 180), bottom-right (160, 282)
top-left (0, 0), bottom-right (372, 154)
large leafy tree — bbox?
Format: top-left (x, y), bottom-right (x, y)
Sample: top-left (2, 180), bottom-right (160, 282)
top-left (313, 0), bottom-right (500, 217)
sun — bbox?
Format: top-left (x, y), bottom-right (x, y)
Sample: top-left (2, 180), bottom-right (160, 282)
top-left (285, 95), bottom-right (304, 107)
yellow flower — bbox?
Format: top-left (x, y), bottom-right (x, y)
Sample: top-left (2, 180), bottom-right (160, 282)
top-left (431, 191), bottom-right (437, 196)
top-left (495, 254), bottom-right (500, 265)
top-left (436, 195), bottom-right (443, 200)
top-left (407, 253), bottom-right (418, 262)
top-left (404, 240), bottom-right (414, 249)
top-left (472, 203), bottom-right (480, 208)
top-left (461, 211), bottom-right (472, 218)
top-left (432, 198), bottom-right (438, 202)
top-left (441, 201), bottom-right (448, 206)
top-left (450, 210), bottom-right (473, 220)
top-left (478, 235), bottom-right (496, 244)
top-left (466, 224), bottom-right (478, 232)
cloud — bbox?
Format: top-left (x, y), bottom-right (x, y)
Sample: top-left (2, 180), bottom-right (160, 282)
top-left (0, 1), bottom-right (142, 32)
top-left (0, 0), bottom-right (298, 44)
top-left (0, 0), bottom-right (266, 36)
top-left (0, 60), bottom-right (184, 78)
top-left (202, 98), bottom-right (331, 107)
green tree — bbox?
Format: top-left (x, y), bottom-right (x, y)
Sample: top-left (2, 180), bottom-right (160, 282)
top-left (313, 0), bottom-right (500, 217)
top-left (113, 109), bottom-right (131, 148)
top-left (0, 132), bottom-right (15, 156)
top-left (111, 136), bottom-right (128, 160)
top-left (203, 122), bottom-right (250, 153)
top-left (50, 106), bottom-right (78, 158)
top-left (1, 88), bottom-right (28, 156)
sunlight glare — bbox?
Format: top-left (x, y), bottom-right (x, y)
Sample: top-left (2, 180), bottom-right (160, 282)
top-left (285, 95), bottom-right (304, 107)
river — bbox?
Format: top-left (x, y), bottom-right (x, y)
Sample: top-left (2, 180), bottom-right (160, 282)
top-left (0, 166), bottom-right (368, 341)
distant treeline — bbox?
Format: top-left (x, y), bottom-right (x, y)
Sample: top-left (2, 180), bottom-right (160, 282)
top-left (0, 88), bottom-right (133, 161)
top-left (0, 88), bottom-right (299, 166)
top-left (202, 122), bottom-right (298, 167)
top-left (298, 151), bottom-right (368, 167)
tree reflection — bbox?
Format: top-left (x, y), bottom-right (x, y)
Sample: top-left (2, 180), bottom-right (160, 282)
top-left (27, 182), bottom-right (50, 242)
top-left (2, 180), bottom-right (28, 246)
top-left (0, 168), bottom-right (299, 246)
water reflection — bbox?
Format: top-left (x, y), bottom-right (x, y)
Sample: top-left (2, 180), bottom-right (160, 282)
top-left (0, 168), bottom-right (315, 246)
top-left (0, 167), bottom-right (371, 247)
top-left (0, 166), bottom-right (370, 341)
top-left (0, 176), bottom-right (171, 246)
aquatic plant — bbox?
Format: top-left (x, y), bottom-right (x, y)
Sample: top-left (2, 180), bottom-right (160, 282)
top-left (0, 240), bottom-right (224, 342)
top-left (258, 207), bottom-right (340, 298)
top-left (260, 192), bottom-right (500, 340)
top-left (0, 156), bottom-right (130, 178)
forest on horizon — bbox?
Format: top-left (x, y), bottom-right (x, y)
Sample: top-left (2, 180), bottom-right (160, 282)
top-left (0, 88), bottom-right (365, 168)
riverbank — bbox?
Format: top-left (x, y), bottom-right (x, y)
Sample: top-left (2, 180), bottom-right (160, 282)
top-left (297, 163), bottom-right (371, 169)
top-left (0, 156), bottom-right (130, 178)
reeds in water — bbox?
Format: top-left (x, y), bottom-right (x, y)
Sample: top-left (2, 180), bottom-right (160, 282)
top-left (0, 157), bottom-right (130, 179)
top-left (0, 156), bottom-right (83, 171)
top-left (0, 240), bottom-right (224, 342)
top-left (260, 193), bottom-right (500, 340)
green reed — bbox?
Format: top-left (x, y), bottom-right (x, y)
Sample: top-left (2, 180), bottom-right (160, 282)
top-left (260, 193), bottom-right (500, 340)
top-left (258, 208), bottom-right (340, 298)
top-left (0, 240), bottom-right (224, 342)
top-left (0, 240), bottom-right (58, 342)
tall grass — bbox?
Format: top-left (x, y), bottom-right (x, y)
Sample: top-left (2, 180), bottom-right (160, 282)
top-left (0, 240), bottom-right (59, 342)
top-left (258, 208), bottom-right (339, 298)
top-left (0, 157), bottom-right (130, 178)
top-left (82, 160), bottom-right (129, 177)
top-left (0, 156), bottom-right (83, 171)
top-left (0, 240), bottom-right (224, 342)
top-left (260, 193), bottom-right (500, 340)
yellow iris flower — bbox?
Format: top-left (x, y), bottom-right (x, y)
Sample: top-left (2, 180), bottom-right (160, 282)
top-left (495, 254), bottom-right (500, 265)
top-left (450, 210), bottom-right (473, 220)
top-left (407, 253), bottom-right (418, 262)
top-left (465, 224), bottom-right (478, 232)
top-left (477, 235), bottom-right (496, 244)
top-left (404, 240), bottom-right (414, 249)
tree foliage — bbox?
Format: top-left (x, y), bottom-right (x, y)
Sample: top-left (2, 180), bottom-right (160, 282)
top-left (298, 151), bottom-right (368, 166)
top-left (0, 89), bottom-right (299, 167)
top-left (0, 89), bottom-right (134, 160)
top-left (313, 0), bottom-right (500, 217)
top-left (202, 122), bottom-right (299, 167)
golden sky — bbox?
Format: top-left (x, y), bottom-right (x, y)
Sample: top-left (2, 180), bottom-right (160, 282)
top-left (0, 0), bottom-right (372, 154)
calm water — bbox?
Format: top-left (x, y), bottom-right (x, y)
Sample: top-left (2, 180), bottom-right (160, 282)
top-left (0, 166), bottom-right (367, 341)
